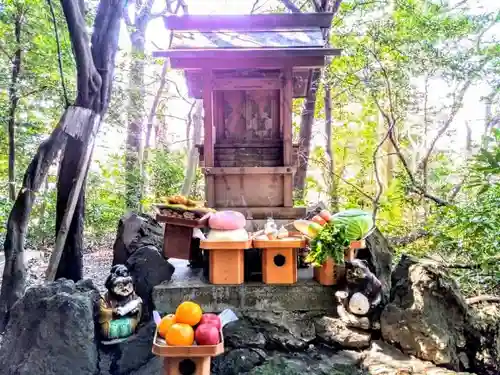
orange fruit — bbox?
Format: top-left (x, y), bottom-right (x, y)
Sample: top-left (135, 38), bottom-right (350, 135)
top-left (157, 314), bottom-right (176, 338)
top-left (175, 301), bottom-right (203, 326)
top-left (166, 323), bottom-right (195, 346)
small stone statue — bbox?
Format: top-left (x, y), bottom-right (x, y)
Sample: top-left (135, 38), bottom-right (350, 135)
top-left (335, 259), bottom-right (383, 330)
top-left (99, 265), bottom-right (143, 341)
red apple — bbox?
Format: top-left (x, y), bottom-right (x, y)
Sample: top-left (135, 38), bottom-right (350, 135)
top-left (199, 313), bottom-right (222, 330)
top-left (195, 324), bottom-right (220, 345)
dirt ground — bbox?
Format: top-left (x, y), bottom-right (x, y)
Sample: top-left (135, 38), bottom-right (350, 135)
top-left (0, 241), bottom-right (114, 294)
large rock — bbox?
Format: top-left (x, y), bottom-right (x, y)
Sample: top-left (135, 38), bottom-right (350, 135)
top-left (126, 245), bottom-right (174, 320)
top-left (362, 227), bottom-right (393, 303)
top-left (361, 341), bottom-right (474, 375)
top-left (0, 279), bottom-right (100, 375)
top-left (314, 316), bottom-right (371, 349)
top-left (113, 212), bottom-right (164, 266)
top-left (380, 255), bottom-right (470, 370)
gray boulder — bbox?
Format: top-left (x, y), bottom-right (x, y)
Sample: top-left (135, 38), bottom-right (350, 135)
top-left (381, 255), bottom-right (470, 370)
top-left (0, 279), bottom-right (99, 375)
top-left (314, 316), bottom-right (371, 349)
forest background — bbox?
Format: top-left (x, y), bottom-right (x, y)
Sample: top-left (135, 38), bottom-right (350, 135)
top-left (0, 0), bottom-right (498, 295)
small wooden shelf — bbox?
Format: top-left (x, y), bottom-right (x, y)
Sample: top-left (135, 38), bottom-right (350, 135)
top-left (152, 329), bottom-right (224, 375)
top-left (254, 237), bottom-right (306, 285)
top-left (200, 240), bottom-right (252, 285)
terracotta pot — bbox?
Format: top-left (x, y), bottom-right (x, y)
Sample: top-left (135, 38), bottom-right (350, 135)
top-left (152, 329), bottom-right (224, 375)
top-left (313, 257), bottom-right (338, 286)
top-left (253, 237), bottom-right (306, 285)
top-left (200, 240), bottom-right (252, 285)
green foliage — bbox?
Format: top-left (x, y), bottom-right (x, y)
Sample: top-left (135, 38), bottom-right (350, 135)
top-left (307, 223), bottom-right (350, 266)
top-left (144, 149), bottom-right (186, 205)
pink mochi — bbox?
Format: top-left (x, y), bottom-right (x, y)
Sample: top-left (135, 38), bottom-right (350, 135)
top-left (208, 211), bottom-right (246, 230)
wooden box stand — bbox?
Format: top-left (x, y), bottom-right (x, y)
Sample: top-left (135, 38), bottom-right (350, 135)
top-left (200, 240), bottom-right (252, 285)
top-left (156, 213), bottom-right (209, 260)
top-left (253, 237), bottom-right (306, 284)
top-left (152, 330), bottom-right (224, 375)
top-left (313, 239), bottom-right (366, 286)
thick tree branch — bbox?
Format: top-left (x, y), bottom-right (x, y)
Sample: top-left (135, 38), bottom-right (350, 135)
top-left (281, 0), bottom-right (301, 12)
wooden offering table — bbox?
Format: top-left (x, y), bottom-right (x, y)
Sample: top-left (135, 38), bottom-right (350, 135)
top-left (152, 330), bottom-right (224, 375)
top-left (155, 205), bottom-right (209, 260)
top-left (253, 237), bottom-right (306, 285)
top-left (200, 240), bottom-right (252, 285)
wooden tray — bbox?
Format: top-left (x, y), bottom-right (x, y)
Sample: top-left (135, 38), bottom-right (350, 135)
top-left (152, 329), bottom-right (224, 358)
top-left (253, 237), bottom-right (306, 249)
top-left (200, 240), bottom-right (252, 250)
top-left (155, 214), bottom-right (210, 228)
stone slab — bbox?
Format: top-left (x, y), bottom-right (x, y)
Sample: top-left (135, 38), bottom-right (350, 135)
top-left (153, 259), bottom-right (337, 314)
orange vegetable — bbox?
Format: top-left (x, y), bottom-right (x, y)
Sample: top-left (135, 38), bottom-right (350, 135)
top-left (175, 301), bottom-right (203, 326)
top-left (319, 209), bottom-right (332, 222)
top-left (166, 323), bottom-right (195, 346)
top-left (158, 314), bottom-right (176, 338)
top-left (311, 215), bottom-right (327, 226)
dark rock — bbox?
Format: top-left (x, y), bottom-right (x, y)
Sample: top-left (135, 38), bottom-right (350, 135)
top-left (212, 348), bottom-right (267, 375)
top-left (315, 316), bottom-right (371, 349)
top-left (361, 228), bottom-right (393, 304)
top-left (468, 303), bottom-right (500, 375)
top-left (0, 279), bottom-right (100, 375)
top-left (129, 357), bottom-right (162, 375)
top-left (223, 320), bottom-right (267, 349)
top-left (113, 212), bottom-right (163, 266)
top-left (126, 246), bottom-right (174, 320)
top-left (99, 321), bottom-right (156, 375)
top-left (380, 255), bottom-right (470, 370)
top-left (246, 350), bottom-right (363, 375)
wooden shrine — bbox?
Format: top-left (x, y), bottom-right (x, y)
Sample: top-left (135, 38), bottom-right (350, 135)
top-left (153, 13), bottom-right (340, 226)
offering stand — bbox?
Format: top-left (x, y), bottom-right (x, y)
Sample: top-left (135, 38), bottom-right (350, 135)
top-left (154, 204), bottom-right (209, 260)
top-left (253, 236), bottom-right (306, 284)
top-left (200, 240), bottom-right (252, 285)
top-left (152, 330), bottom-right (224, 375)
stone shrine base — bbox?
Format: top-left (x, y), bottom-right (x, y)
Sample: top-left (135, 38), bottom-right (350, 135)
top-left (153, 259), bottom-right (336, 314)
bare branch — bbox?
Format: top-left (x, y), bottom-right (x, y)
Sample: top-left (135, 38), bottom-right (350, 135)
top-left (47, 0), bottom-right (70, 107)
top-left (280, 0), bottom-right (301, 12)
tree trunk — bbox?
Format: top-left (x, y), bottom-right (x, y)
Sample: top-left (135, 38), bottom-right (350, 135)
top-left (125, 28), bottom-right (146, 211)
top-left (324, 84), bottom-right (339, 212)
top-left (7, 15), bottom-right (22, 201)
top-left (181, 101), bottom-right (202, 196)
top-left (0, 127), bottom-right (67, 331)
top-left (294, 69), bottom-right (321, 198)
top-left (54, 0), bottom-right (125, 281)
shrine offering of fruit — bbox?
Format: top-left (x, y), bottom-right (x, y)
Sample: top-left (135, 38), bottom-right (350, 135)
top-left (156, 301), bottom-right (222, 347)
top-left (159, 195), bottom-right (216, 220)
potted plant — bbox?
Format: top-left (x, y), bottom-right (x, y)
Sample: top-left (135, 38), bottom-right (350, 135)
top-left (306, 222), bottom-right (350, 286)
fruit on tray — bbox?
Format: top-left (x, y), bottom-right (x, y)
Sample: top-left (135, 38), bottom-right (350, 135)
top-left (175, 301), bottom-right (203, 326)
top-left (158, 314), bottom-right (177, 338)
top-left (199, 313), bottom-right (222, 330)
top-left (156, 301), bottom-right (226, 347)
top-left (195, 323), bottom-right (220, 345)
top-left (166, 323), bottom-right (195, 346)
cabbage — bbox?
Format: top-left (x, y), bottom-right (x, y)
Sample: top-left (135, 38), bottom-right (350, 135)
top-left (331, 209), bottom-right (374, 241)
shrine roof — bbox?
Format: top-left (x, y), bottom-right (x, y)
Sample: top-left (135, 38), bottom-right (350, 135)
top-left (153, 13), bottom-right (340, 70)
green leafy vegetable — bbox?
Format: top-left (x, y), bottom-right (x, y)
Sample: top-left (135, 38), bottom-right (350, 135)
top-left (306, 222), bottom-right (350, 267)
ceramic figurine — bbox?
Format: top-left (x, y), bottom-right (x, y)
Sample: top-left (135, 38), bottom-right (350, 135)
top-left (99, 264), bottom-right (143, 341)
top-left (335, 259), bottom-right (382, 330)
